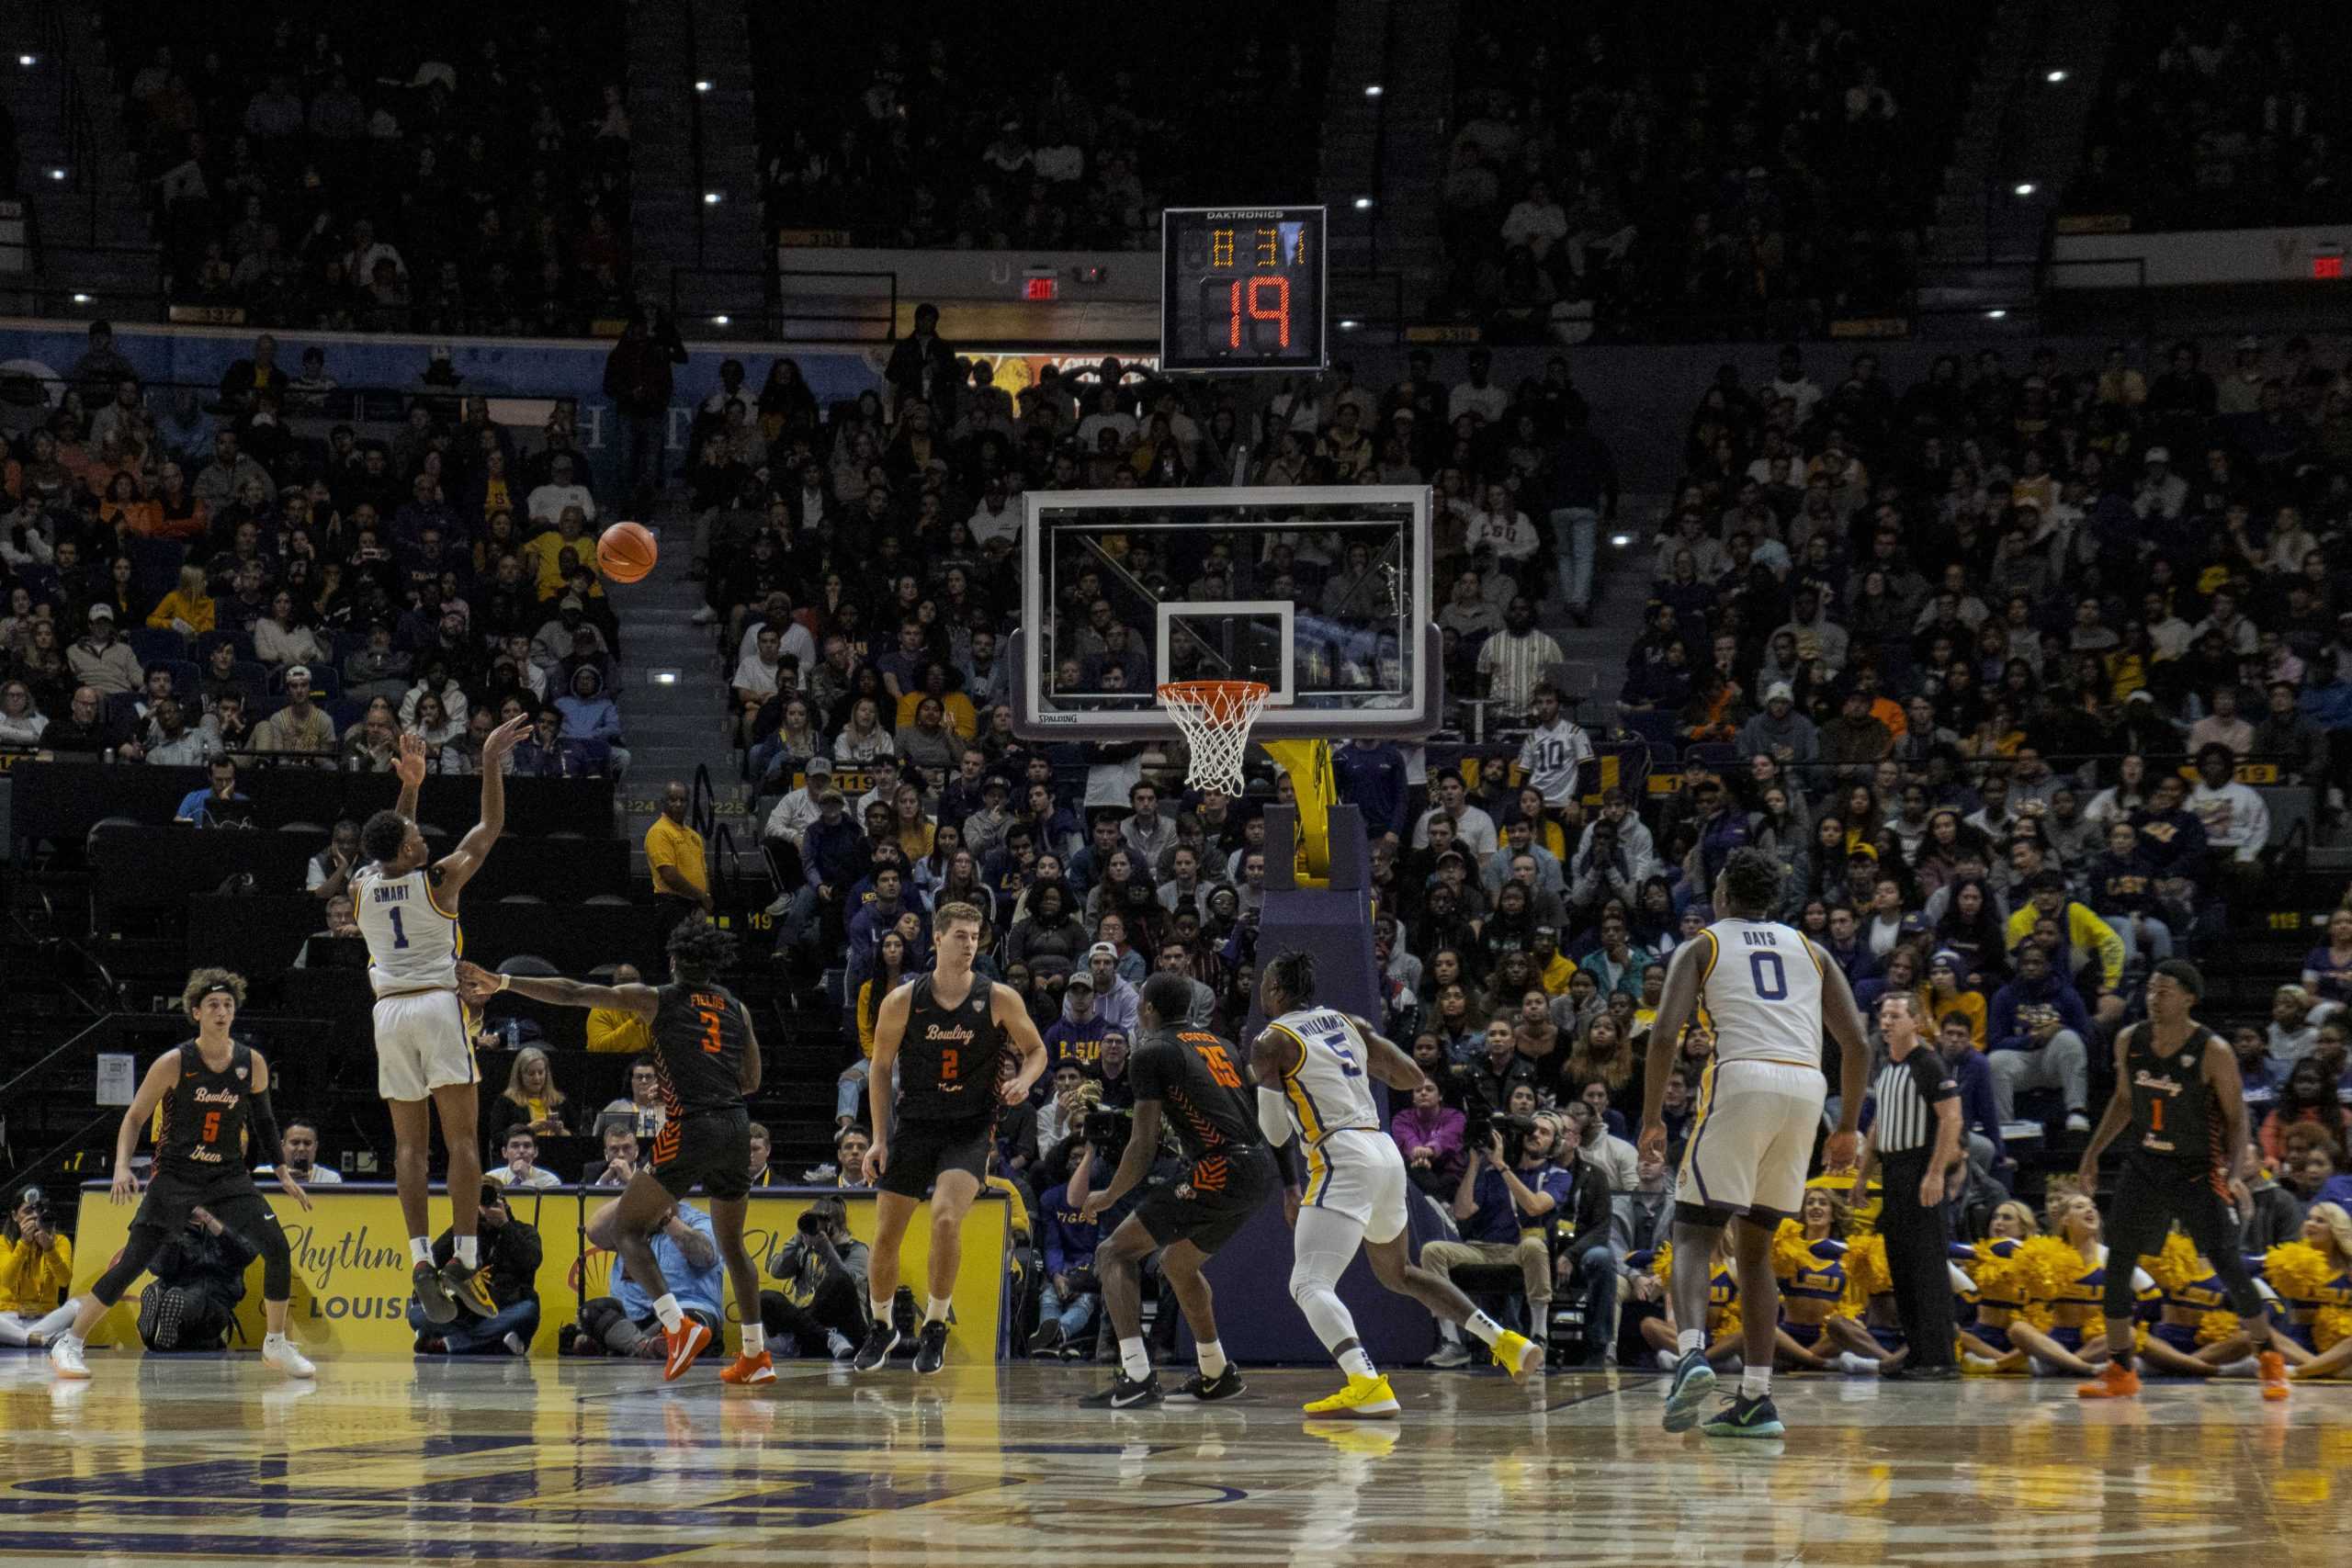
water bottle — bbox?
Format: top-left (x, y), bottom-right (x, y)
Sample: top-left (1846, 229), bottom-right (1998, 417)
top-left (503, 1018), bottom-right (521, 1050)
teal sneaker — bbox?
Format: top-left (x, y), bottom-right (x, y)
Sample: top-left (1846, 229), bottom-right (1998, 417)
top-left (1661, 1350), bottom-right (1718, 1433)
top-left (1701, 1393), bottom-right (1785, 1438)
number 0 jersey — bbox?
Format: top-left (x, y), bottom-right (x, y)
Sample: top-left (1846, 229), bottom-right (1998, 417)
top-left (1267, 1007), bottom-right (1382, 1143)
top-left (1695, 918), bottom-right (1825, 1068)
top-left (650, 983), bottom-right (752, 1120)
top-left (353, 864), bottom-right (459, 998)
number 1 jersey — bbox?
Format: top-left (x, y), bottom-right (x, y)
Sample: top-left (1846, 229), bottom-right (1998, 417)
top-left (1696, 918), bottom-right (1825, 1068)
top-left (353, 864), bottom-right (459, 997)
top-left (1266, 1007), bottom-right (1382, 1143)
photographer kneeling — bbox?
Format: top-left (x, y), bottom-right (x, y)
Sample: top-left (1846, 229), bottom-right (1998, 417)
top-left (760, 1196), bottom-right (870, 1359)
top-left (1423, 1108), bottom-right (1575, 1364)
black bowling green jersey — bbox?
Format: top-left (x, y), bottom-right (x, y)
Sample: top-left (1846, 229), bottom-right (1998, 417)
top-left (1129, 1027), bottom-right (1258, 1161)
top-left (156, 1042), bottom-right (255, 1177)
top-left (650, 983), bottom-right (752, 1119)
top-left (896, 974), bottom-right (1007, 1122)
top-left (2125, 1023), bottom-right (2223, 1168)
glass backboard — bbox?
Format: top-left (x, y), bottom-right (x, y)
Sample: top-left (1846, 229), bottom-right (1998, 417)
top-left (1009, 485), bottom-right (1440, 740)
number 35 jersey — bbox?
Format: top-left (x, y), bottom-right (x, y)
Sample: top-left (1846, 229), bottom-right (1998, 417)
top-left (1267, 1008), bottom-right (1382, 1143)
top-left (1696, 918), bottom-right (1825, 1068)
top-left (650, 982), bottom-right (751, 1119)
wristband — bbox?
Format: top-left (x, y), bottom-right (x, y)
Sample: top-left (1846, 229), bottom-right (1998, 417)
top-left (499, 973), bottom-right (511, 992)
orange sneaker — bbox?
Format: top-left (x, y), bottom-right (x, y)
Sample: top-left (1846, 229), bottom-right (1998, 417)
top-left (2076, 1361), bottom-right (2140, 1399)
top-left (2258, 1350), bottom-right (2290, 1402)
top-left (719, 1350), bottom-right (775, 1385)
top-left (662, 1319), bottom-right (713, 1382)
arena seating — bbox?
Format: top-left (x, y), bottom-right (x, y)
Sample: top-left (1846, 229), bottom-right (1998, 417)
top-left (1436, 1), bottom-right (1989, 339)
top-left (2068, 5), bottom-right (2352, 230)
top-left (748, 5), bottom-right (1329, 248)
top-left (102, 1), bottom-right (633, 331)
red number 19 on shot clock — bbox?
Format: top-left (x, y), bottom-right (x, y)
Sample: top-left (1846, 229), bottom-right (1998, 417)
top-left (1161, 205), bottom-right (1327, 372)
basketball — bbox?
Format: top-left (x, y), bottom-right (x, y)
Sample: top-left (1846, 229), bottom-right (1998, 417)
top-left (595, 521), bottom-right (659, 584)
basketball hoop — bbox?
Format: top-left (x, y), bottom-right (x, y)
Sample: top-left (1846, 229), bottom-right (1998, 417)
top-left (1158, 679), bottom-right (1271, 795)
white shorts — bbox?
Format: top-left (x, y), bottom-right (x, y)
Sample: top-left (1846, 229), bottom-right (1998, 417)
top-left (1679, 1057), bottom-right (1826, 1222)
top-left (373, 989), bottom-right (478, 1102)
top-left (1303, 1127), bottom-right (1410, 1245)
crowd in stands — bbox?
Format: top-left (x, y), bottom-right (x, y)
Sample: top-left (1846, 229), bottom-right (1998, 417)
top-left (1438, 3), bottom-right (1982, 341)
top-left (2072, 9), bottom-right (2352, 231)
top-left (105, 2), bottom-right (631, 331)
top-left (750, 8), bottom-right (1326, 249)
top-left (0, 321), bottom-right (630, 775)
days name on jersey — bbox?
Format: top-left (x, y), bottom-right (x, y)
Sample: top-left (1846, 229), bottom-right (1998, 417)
top-left (1698, 919), bottom-right (1825, 1067)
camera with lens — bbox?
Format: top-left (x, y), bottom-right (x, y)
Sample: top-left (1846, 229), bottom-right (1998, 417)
top-left (1487, 1111), bottom-right (1535, 1166)
top-left (796, 1209), bottom-right (826, 1236)
top-left (1082, 1106), bottom-right (1130, 1147)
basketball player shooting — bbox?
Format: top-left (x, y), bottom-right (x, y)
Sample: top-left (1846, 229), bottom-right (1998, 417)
top-left (356, 720), bottom-right (530, 1325)
top-left (1640, 848), bottom-right (1870, 1438)
top-left (857, 900), bottom-right (1046, 1375)
top-left (1253, 952), bottom-right (1544, 1419)
top-left (456, 918), bottom-right (767, 1384)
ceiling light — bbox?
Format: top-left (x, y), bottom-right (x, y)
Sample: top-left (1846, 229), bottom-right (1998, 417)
top-left (2013, 182), bottom-right (2037, 197)
top-left (703, 191), bottom-right (723, 205)
top-left (695, 80), bottom-right (712, 92)
top-left (1985, 309), bottom-right (2008, 320)
top-left (711, 314), bottom-right (729, 325)
top-left (2045, 69), bottom-right (2067, 84)
top-left (1364, 85), bottom-right (1383, 97)
top-left (1352, 197), bottom-right (1374, 210)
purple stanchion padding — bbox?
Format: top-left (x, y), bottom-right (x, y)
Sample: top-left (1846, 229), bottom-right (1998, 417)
top-left (1174, 803), bottom-right (1447, 1365)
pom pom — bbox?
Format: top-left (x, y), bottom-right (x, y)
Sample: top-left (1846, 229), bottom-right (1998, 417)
top-left (2143, 1233), bottom-right (2204, 1297)
top-left (1843, 1233), bottom-right (1892, 1305)
top-left (1653, 1241), bottom-right (1675, 1287)
top-left (2194, 1310), bottom-right (2242, 1348)
top-left (2317, 1306), bottom-right (2352, 1353)
top-left (1969, 1238), bottom-right (2029, 1308)
top-left (1771, 1219), bottom-right (1815, 1283)
top-left (2264, 1242), bottom-right (2334, 1305)
top-left (2012, 1235), bottom-right (2086, 1303)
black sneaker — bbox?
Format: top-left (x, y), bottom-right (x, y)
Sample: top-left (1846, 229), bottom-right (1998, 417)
top-left (440, 1259), bottom-right (497, 1319)
top-left (138, 1288), bottom-right (184, 1350)
top-left (413, 1260), bottom-right (458, 1325)
top-left (1028, 1321), bottom-right (1066, 1358)
top-left (1700, 1393), bottom-right (1786, 1438)
top-left (912, 1320), bottom-right (949, 1376)
top-left (1080, 1369), bottom-right (1163, 1408)
top-left (851, 1322), bottom-right (900, 1373)
top-left (1172, 1364), bottom-right (1245, 1402)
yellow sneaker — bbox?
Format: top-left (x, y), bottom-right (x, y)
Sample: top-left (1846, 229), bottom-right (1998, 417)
top-left (1492, 1330), bottom-right (1544, 1382)
top-left (1303, 1372), bottom-right (1401, 1419)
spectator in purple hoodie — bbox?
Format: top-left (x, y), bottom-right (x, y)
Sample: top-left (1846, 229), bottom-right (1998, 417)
top-left (1392, 1077), bottom-right (1468, 1196)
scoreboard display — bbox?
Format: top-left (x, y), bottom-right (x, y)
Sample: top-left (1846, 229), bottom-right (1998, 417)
top-left (1160, 205), bottom-right (1327, 372)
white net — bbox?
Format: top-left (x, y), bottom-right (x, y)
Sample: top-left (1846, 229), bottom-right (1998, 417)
top-left (1158, 680), bottom-right (1270, 795)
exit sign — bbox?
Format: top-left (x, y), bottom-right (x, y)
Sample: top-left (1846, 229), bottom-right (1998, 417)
top-left (1023, 274), bottom-right (1058, 300)
top-left (2314, 254), bottom-right (2345, 280)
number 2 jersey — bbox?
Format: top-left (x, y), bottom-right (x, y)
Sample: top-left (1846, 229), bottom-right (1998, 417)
top-left (896, 974), bottom-right (1008, 1122)
top-left (352, 864), bottom-right (459, 998)
top-left (650, 982), bottom-right (752, 1120)
top-left (1693, 917), bottom-right (1825, 1067)
top-left (1266, 1007), bottom-right (1382, 1144)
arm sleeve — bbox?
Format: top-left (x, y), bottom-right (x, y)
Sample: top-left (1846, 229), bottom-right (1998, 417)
top-left (247, 1089), bottom-right (283, 1171)
top-left (1257, 1087), bottom-right (1295, 1146)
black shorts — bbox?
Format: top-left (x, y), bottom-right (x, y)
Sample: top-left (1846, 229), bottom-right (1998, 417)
top-left (878, 1114), bottom-right (995, 1200)
top-left (136, 1162), bottom-right (265, 1230)
top-left (1132, 1148), bottom-right (1276, 1258)
top-left (650, 1107), bottom-right (752, 1202)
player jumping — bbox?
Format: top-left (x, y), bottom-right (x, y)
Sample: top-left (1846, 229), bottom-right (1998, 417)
top-left (1253, 951), bottom-right (1544, 1419)
top-left (858, 900), bottom-right (1047, 1375)
top-left (356, 721), bottom-right (530, 1325)
top-left (458, 918), bottom-right (766, 1382)
top-left (1640, 848), bottom-right (1871, 1438)
top-left (2075, 959), bottom-right (2291, 1402)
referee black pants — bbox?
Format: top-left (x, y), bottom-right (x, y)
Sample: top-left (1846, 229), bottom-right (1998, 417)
top-left (1879, 1149), bottom-right (1957, 1369)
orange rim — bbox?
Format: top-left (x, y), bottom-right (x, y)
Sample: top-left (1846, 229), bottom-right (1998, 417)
top-left (1156, 679), bottom-right (1270, 718)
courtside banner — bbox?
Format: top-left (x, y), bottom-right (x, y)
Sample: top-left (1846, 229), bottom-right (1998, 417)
top-left (71, 1183), bottom-right (1007, 1359)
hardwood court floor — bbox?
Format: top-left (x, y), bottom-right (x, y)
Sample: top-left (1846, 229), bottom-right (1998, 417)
top-left (0, 1353), bottom-right (2343, 1566)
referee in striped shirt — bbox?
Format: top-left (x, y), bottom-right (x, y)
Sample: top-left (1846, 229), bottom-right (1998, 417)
top-left (1855, 992), bottom-right (1963, 1379)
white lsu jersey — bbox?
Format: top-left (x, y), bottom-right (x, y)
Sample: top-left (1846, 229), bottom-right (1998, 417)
top-left (1268, 1007), bottom-right (1383, 1142)
top-left (1696, 918), bottom-right (1825, 1068)
top-left (353, 864), bottom-right (460, 998)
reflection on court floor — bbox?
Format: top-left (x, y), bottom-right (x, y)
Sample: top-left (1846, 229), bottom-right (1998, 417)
top-left (0, 1357), bottom-right (2343, 1566)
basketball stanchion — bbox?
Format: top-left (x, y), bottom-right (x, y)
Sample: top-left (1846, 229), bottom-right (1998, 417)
top-left (1156, 679), bottom-right (1271, 795)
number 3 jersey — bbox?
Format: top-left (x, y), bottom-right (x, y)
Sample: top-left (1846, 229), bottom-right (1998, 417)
top-left (352, 864), bottom-right (459, 997)
top-left (1695, 918), bottom-right (1826, 1067)
top-left (1266, 1008), bottom-right (1382, 1143)
top-left (650, 983), bottom-right (751, 1119)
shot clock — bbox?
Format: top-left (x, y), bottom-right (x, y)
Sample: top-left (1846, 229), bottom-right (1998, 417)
top-left (1160, 205), bottom-right (1327, 372)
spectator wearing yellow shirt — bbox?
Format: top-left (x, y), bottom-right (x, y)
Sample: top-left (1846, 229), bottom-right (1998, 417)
top-left (646, 780), bottom-right (713, 944)
top-left (1, 1188), bottom-right (77, 1347)
top-left (1532, 926), bottom-right (1577, 995)
top-left (525, 505), bottom-right (600, 601)
top-left (587, 962), bottom-right (655, 1055)
top-left (146, 564), bottom-right (218, 641)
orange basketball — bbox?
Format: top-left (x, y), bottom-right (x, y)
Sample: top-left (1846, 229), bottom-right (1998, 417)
top-left (596, 520), bottom-right (659, 584)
